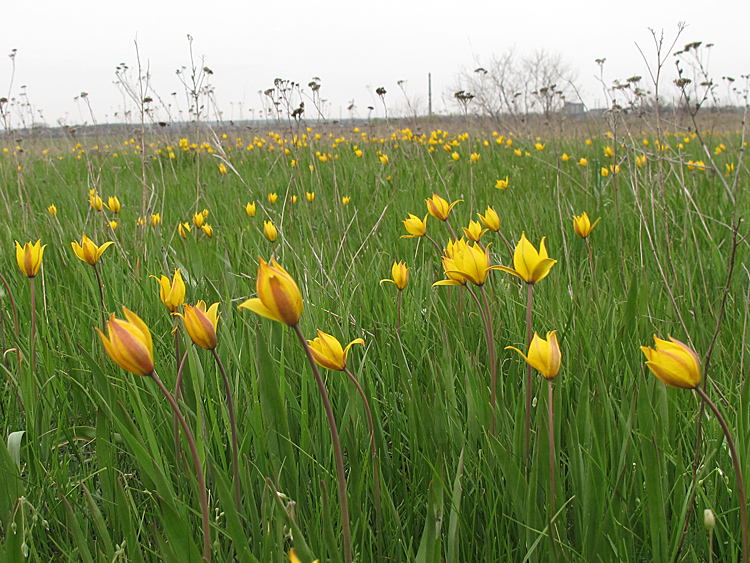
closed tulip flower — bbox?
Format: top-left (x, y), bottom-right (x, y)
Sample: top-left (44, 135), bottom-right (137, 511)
top-left (434, 241), bottom-right (501, 287)
top-left (506, 331), bottom-right (561, 380)
top-left (151, 269), bottom-right (186, 312)
top-left (497, 232), bottom-right (557, 285)
top-left (193, 212), bottom-right (205, 229)
top-left (426, 193), bottom-right (462, 221)
top-left (90, 193), bottom-right (103, 211)
top-left (176, 301), bottom-right (220, 350)
top-left (264, 220), bottom-right (277, 242)
top-left (573, 212), bottom-right (601, 239)
top-left (245, 202), bottom-right (256, 217)
top-left (342, 196), bottom-right (351, 205)
top-left (109, 220), bottom-right (118, 230)
top-left (380, 260), bottom-right (409, 290)
top-left (97, 307), bottom-right (154, 376)
top-left (463, 220), bottom-right (488, 242)
top-left (15, 240), bottom-right (46, 278)
top-left (151, 213), bottom-right (161, 227)
top-left (238, 257), bottom-right (303, 327)
top-left (105, 196), bottom-right (121, 213)
top-left (401, 213), bottom-right (428, 238)
top-left (71, 234), bottom-right (115, 266)
top-left (306, 191), bottom-right (315, 203)
top-left (640, 335), bottom-right (701, 389)
top-left (478, 206), bottom-right (500, 232)
top-left (268, 193), bottom-right (278, 205)
top-left (201, 224), bottom-right (213, 238)
top-left (307, 330), bottom-right (364, 371)
top-left (47, 204), bottom-right (57, 216)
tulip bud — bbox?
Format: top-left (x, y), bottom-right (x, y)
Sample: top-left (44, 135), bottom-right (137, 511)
top-left (264, 221), bottom-right (277, 242)
top-left (176, 301), bottom-right (220, 350)
top-left (245, 202), bottom-right (256, 217)
top-left (704, 509), bottom-right (716, 531)
top-left (238, 257), bottom-right (303, 327)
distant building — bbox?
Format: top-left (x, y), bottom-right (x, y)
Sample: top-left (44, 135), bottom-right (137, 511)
top-left (564, 102), bottom-right (586, 117)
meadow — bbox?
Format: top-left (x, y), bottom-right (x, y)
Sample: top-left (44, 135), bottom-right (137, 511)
top-left (0, 111), bottom-right (748, 563)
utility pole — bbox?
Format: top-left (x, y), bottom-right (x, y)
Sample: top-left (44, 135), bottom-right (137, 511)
top-left (428, 73), bottom-right (432, 117)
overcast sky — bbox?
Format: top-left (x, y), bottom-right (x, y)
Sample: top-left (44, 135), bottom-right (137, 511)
top-left (1, 0), bottom-right (748, 126)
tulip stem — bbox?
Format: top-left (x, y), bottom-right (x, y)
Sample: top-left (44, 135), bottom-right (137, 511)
top-left (30, 277), bottom-right (37, 385)
top-left (293, 324), bottom-right (352, 563)
top-left (524, 283), bottom-right (534, 463)
top-left (547, 378), bottom-right (559, 561)
top-left (211, 348), bottom-right (242, 512)
top-left (174, 349), bottom-right (189, 466)
top-left (424, 233), bottom-right (444, 261)
top-left (397, 290), bottom-right (402, 336)
top-left (475, 286), bottom-right (497, 436)
top-left (344, 366), bottom-right (382, 546)
top-left (93, 263), bottom-right (107, 331)
top-left (695, 386), bottom-right (749, 563)
top-left (150, 371), bottom-right (211, 562)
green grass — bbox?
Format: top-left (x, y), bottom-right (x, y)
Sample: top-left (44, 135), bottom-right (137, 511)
top-left (0, 121), bottom-right (748, 562)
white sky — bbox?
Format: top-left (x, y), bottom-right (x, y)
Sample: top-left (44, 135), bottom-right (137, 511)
top-left (1, 0), bottom-right (748, 126)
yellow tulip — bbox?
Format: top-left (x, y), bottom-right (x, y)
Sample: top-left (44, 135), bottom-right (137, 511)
top-left (238, 257), bottom-right (303, 327)
top-left (290, 549), bottom-right (319, 563)
top-left (71, 234), bottom-right (115, 266)
top-left (496, 232), bottom-right (557, 284)
top-left (96, 307), bottom-right (154, 377)
top-left (105, 196), bottom-right (121, 213)
top-left (604, 146), bottom-right (614, 158)
top-left (535, 142), bottom-right (546, 151)
top-left (264, 221), bottom-right (277, 242)
top-left (307, 329), bottom-right (364, 371)
top-left (478, 206), bottom-right (500, 232)
top-left (434, 241), bottom-right (501, 287)
top-left (506, 331), bottom-right (561, 380)
top-left (470, 152), bottom-right (480, 162)
top-left (495, 176), bottom-right (509, 190)
top-left (640, 335), bottom-right (700, 389)
top-left (193, 212), bottom-right (205, 229)
top-left (342, 196), bottom-right (351, 205)
top-left (15, 240), bottom-right (46, 278)
top-left (426, 194), bottom-right (462, 221)
top-left (401, 213), bottom-right (428, 238)
top-left (268, 193), bottom-right (278, 204)
top-left (562, 153), bottom-right (570, 162)
top-left (90, 193), bottom-right (103, 211)
top-left (380, 260), bottom-right (409, 290)
top-left (47, 204), bottom-right (57, 216)
top-left (463, 220), bottom-right (488, 242)
top-left (201, 224), bottom-right (213, 238)
top-left (151, 213), bottom-right (161, 227)
top-left (109, 221), bottom-right (118, 230)
top-left (245, 202), bottom-right (256, 217)
top-left (176, 301), bottom-right (220, 350)
top-left (151, 269), bottom-right (186, 313)
top-left (572, 212), bottom-right (601, 239)
top-left (306, 191), bottom-right (315, 203)
top-left (578, 157), bottom-right (588, 167)
top-left (601, 167), bottom-right (610, 177)
top-left (219, 162), bottom-right (227, 175)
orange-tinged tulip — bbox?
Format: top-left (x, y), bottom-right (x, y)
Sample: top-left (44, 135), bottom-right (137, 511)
top-left (176, 301), bottom-right (220, 350)
top-left (245, 202), bottom-right (256, 217)
top-left (15, 240), bottom-right (46, 278)
top-left (572, 212), bottom-right (601, 239)
top-left (401, 213), bottom-right (428, 238)
top-left (463, 220), bottom-right (488, 242)
top-left (97, 307), bottom-right (154, 377)
top-left (151, 269), bottom-right (186, 312)
top-left (380, 260), bottom-right (409, 290)
top-left (238, 257), bottom-right (303, 326)
top-left (264, 221), bottom-right (277, 242)
top-left (307, 329), bottom-right (364, 371)
top-left (478, 206), bottom-right (500, 232)
top-left (640, 335), bottom-right (700, 389)
top-left (426, 194), bottom-right (462, 221)
top-left (496, 232), bottom-right (557, 284)
top-left (71, 234), bottom-right (115, 266)
top-left (105, 196), bottom-right (121, 213)
top-left (506, 331), bottom-right (561, 380)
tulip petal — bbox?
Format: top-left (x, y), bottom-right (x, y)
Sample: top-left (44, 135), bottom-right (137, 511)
top-left (237, 298), bottom-right (284, 323)
top-left (530, 258), bottom-right (557, 284)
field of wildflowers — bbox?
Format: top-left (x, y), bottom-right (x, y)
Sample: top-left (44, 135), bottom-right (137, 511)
top-left (0, 111), bottom-right (748, 563)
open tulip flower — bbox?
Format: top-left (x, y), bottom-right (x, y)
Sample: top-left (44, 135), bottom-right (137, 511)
top-left (434, 240), bottom-right (500, 287)
top-left (151, 269), bottom-right (186, 313)
top-left (478, 206), bottom-right (500, 232)
top-left (268, 192), bottom-right (278, 204)
top-left (179, 222), bottom-right (191, 238)
top-left (238, 257), bottom-right (303, 327)
top-left (97, 307), bottom-right (154, 377)
top-left (380, 260), bottom-right (409, 290)
top-left (307, 329), bottom-right (365, 371)
top-left (463, 219), bottom-right (488, 242)
top-left (176, 301), bottom-right (220, 350)
top-left (497, 232), bottom-right (557, 285)
top-left (573, 212), bottom-right (601, 239)
top-left (105, 196), bottom-right (121, 213)
top-left (426, 193), bottom-right (462, 221)
top-left (401, 213), bottom-right (428, 238)
top-left (71, 234), bottom-right (115, 266)
top-left (640, 335), bottom-right (701, 389)
top-left (506, 331), bottom-right (561, 380)
top-left (15, 240), bottom-right (46, 278)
